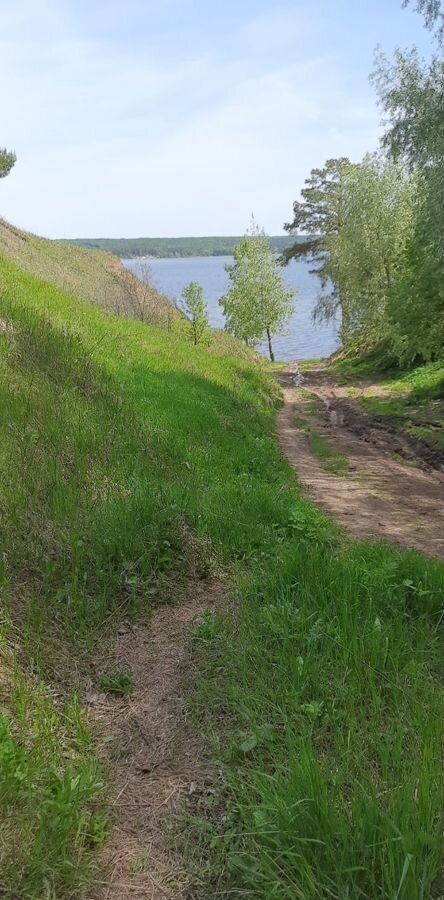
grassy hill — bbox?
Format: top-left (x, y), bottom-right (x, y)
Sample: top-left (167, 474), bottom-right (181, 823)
top-left (0, 218), bottom-right (172, 323)
top-left (0, 243), bottom-right (443, 898)
top-left (61, 234), bottom-right (301, 259)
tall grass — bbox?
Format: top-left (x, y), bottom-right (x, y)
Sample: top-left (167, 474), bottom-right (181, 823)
top-left (192, 538), bottom-right (443, 898)
top-left (0, 619), bottom-right (105, 897)
top-left (0, 257), bottom-right (443, 898)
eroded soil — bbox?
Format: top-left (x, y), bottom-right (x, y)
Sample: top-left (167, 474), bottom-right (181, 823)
top-left (278, 364), bottom-right (444, 558)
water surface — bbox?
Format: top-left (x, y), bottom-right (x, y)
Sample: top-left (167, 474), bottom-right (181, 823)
top-left (125, 255), bottom-right (339, 362)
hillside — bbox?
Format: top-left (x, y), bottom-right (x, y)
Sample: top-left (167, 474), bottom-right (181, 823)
top-left (0, 218), bottom-right (172, 323)
top-left (61, 234), bottom-right (301, 258)
top-left (0, 248), bottom-right (443, 899)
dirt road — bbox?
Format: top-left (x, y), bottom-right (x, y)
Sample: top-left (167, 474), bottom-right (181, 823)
top-left (278, 364), bottom-right (444, 558)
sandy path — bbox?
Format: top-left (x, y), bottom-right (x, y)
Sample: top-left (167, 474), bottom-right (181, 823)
top-left (87, 582), bottom-right (224, 900)
top-left (277, 367), bottom-right (444, 559)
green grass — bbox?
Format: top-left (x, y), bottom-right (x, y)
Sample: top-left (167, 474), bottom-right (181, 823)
top-left (0, 256), bottom-right (279, 637)
top-left (189, 539), bottom-right (444, 900)
top-left (0, 256), bottom-right (443, 899)
top-left (302, 390), bottom-right (324, 415)
top-left (297, 357), bottom-right (324, 372)
top-left (295, 414), bottom-right (350, 475)
top-left (99, 671), bottom-right (134, 697)
top-left (0, 620), bottom-right (106, 897)
top-left (0, 216), bottom-right (172, 324)
top-left (307, 429), bottom-right (350, 475)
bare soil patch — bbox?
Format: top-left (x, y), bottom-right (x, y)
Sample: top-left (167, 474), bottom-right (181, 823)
top-left (87, 581), bottom-right (224, 900)
top-left (277, 365), bottom-right (444, 558)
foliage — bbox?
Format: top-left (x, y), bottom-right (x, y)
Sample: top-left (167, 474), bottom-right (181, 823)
top-left (284, 155), bottom-right (418, 356)
top-left (373, 47), bottom-right (444, 362)
top-left (330, 155), bottom-right (416, 352)
top-left (220, 218), bottom-right (295, 361)
top-left (283, 157), bottom-right (353, 325)
top-left (0, 147), bottom-right (16, 179)
top-left (404, 0), bottom-right (444, 39)
top-left (179, 281), bottom-right (209, 344)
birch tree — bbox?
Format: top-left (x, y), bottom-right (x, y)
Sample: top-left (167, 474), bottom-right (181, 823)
top-left (219, 219), bottom-right (295, 361)
top-left (330, 155), bottom-right (416, 351)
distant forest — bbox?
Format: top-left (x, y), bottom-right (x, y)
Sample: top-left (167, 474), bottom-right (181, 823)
top-left (61, 235), bottom-right (300, 259)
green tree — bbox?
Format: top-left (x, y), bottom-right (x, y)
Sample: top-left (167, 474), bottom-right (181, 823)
top-left (0, 147), bottom-right (16, 179)
top-left (219, 219), bottom-right (294, 361)
top-left (373, 40), bottom-right (444, 361)
top-left (283, 158), bottom-right (354, 333)
top-left (285, 154), bottom-right (417, 359)
top-left (179, 281), bottom-right (209, 345)
top-left (329, 155), bottom-right (416, 353)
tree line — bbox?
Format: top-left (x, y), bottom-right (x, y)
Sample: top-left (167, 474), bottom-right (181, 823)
top-left (60, 234), bottom-right (298, 259)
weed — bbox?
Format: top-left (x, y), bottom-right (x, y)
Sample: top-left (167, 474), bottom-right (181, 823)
top-left (99, 671), bottom-right (134, 697)
top-left (192, 610), bottom-right (220, 645)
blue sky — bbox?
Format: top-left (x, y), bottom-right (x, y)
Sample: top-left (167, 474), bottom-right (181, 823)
top-left (0, 0), bottom-right (433, 237)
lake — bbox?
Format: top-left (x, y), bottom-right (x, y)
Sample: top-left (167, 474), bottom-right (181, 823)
top-left (125, 256), bottom-right (340, 362)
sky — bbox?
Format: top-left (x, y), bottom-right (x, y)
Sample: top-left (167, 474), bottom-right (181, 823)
top-left (0, 0), bottom-right (434, 238)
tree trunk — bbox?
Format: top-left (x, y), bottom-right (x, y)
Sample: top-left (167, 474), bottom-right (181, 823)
top-left (266, 327), bottom-right (275, 362)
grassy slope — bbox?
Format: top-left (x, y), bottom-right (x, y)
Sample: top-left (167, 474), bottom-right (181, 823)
top-left (0, 256), bottom-right (443, 898)
top-left (0, 217), bottom-right (172, 324)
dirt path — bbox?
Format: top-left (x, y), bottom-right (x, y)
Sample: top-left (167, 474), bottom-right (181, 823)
top-left (277, 365), bottom-right (444, 559)
top-left (87, 582), bottom-right (223, 900)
